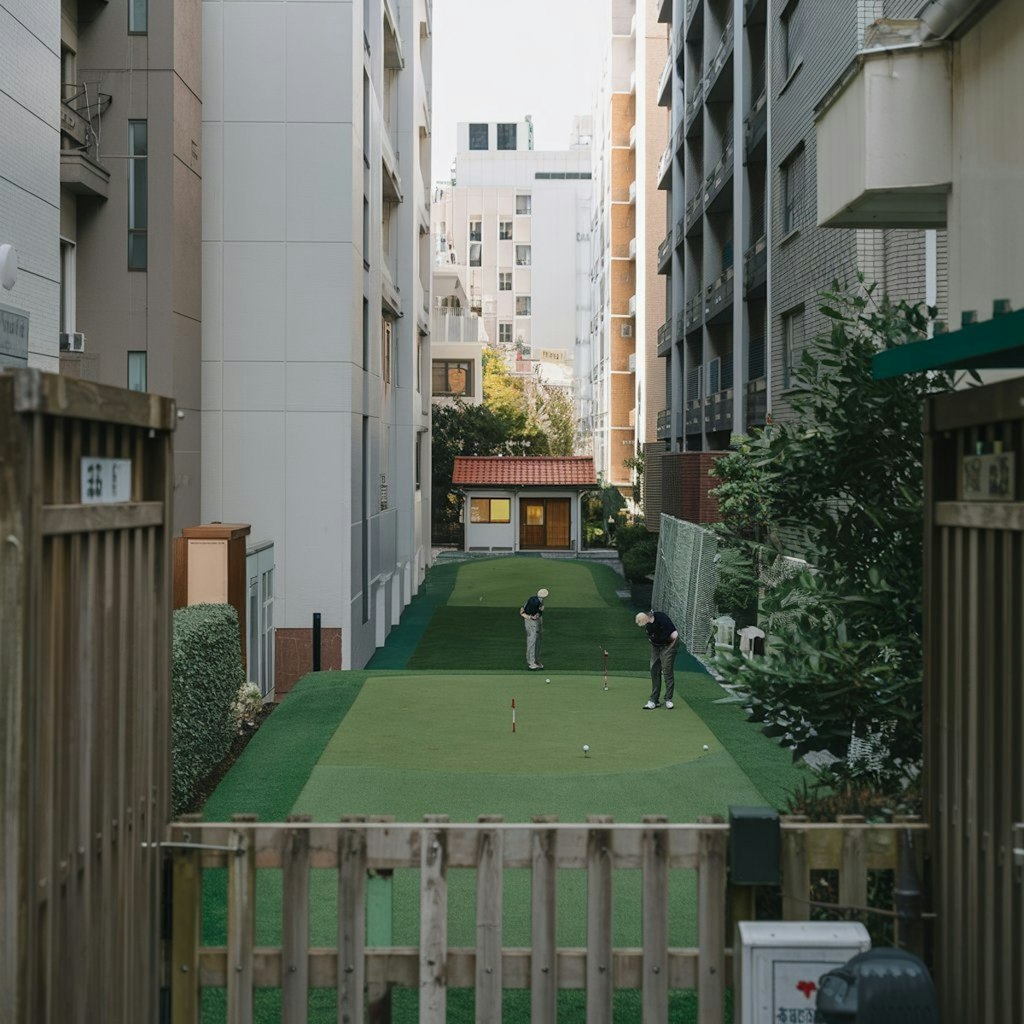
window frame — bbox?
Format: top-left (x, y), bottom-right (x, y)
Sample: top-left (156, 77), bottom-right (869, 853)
top-left (781, 305), bottom-right (804, 390)
top-left (499, 220), bottom-right (513, 241)
top-left (515, 193), bottom-right (532, 216)
top-left (780, 144), bottom-right (805, 236)
top-left (468, 123), bottom-right (489, 150)
top-left (516, 295), bottom-right (532, 317)
top-left (470, 497), bottom-right (511, 524)
top-left (127, 120), bottom-right (148, 271)
top-left (127, 350), bottom-right (148, 392)
top-left (128, 0), bottom-right (148, 34)
top-left (469, 243), bottom-right (482, 267)
top-left (431, 358), bottom-right (474, 397)
top-left (498, 271), bottom-right (512, 292)
top-left (496, 123), bottom-right (517, 150)
top-left (498, 321), bottom-right (513, 345)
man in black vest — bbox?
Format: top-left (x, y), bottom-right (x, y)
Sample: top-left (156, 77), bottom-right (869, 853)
top-left (636, 610), bottom-right (680, 709)
top-left (520, 587), bottom-right (549, 669)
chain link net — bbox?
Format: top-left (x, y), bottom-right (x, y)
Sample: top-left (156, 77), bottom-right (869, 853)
top-left (651, 515), bottom-right (719, 659)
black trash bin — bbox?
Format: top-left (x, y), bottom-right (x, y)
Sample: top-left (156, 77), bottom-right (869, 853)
top-left (817, 948), bottom-right (938, 1023)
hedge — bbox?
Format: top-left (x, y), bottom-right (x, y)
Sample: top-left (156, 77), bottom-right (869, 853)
top-left (171, 603), bottom-right (246, 815)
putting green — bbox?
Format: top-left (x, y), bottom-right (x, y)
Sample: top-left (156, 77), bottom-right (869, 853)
top-left (447, 557), bottom-right (607, 607)
top-left (319, 671), bottom-right (715, 774)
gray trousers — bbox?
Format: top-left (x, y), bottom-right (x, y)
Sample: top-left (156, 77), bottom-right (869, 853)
top-left (524, 616), bottom-right (543, 666)
top-left (649, 638), bottom-right (679, 703)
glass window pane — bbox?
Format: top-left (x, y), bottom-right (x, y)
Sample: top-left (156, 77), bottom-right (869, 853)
top-left (490, 499), bottom-right (510, 523)
top-left (469, 123), bottom-right (489, 150)
top-left (127, 350), bottom-right (147, 392)
top-left (129, 0), bottom-right (147, 33)
top-left (128, 232), bottom-right (147, 271)
top-left (470, 498), bottom-right (487, 523)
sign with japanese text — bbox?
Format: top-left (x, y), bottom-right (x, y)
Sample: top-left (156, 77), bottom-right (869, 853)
top-left (80, 457), bottom-right (132, 505)
top-left (772, 960), bottom-right (832, 1023)
top-left (962, 451), bottom-right (1015, 501)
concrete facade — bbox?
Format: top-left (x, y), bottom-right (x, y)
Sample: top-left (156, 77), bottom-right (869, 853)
top-left (1, 1), bottom-right (62, 373)
top-left (202, 0), bottom-right (432, 678)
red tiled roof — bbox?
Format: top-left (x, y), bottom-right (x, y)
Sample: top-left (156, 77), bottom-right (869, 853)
top-left (452, 456), bottom-right (597, 487)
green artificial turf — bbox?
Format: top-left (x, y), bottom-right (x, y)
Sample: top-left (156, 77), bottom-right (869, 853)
top-left (447, 557), bottom-right (607, 607)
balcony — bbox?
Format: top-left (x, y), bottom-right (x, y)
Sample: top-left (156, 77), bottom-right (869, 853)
top-left (815, 44), bottom-right (951, 228)
top-left (382, 129), bottom-right (404, 202)
top-left (657, 0), bottom-right (672, 25)
top-left (658, 57), bottom-right (673, 107)
top-left (657, 407), bottom-right (672, 440)
top-left (685, 0), bottom-right (703, 40)
top-left (685, 292), bottom-right (704, 334)
top-left (705, 17), bottom-right (734, 102)
top-left (657, 318), bottom-right (673, 356)
top-left (672, 121), bottom-right (685, 157)
top-left (382, 0), bottom-right (405, 68)
top-left (60, 86), bottom-right (111, 199)
top-left (381, 261), bottom-right (402, 318)
top-left (657, 145), bottom-right (672, 190)
top-left (685, 191), bottom-right (703, 235)
top-left (745, 378), bottom-right (768, 427)
top-left (675, 212), bottom-right (685, 245)
top-left (685, 399), bottom-right (702, 435)
top-left (704, 266), bottom-right (734, 325)
top-left (744, 235), bottom-right (767, 298)
top-left (745, 87), bottom-right (767, 161)
top-left (704, 138), bottom-right (734, 211)
top-left (657, 235), bottom-right (672, 273)
top-left (746, 0), bottom-right (767, 24)
top-left (704, 390), bottom-right (734, 434)
top-left (628, 237), bottom-right (637, 260)
top-left (685, 81), bottom-right (704, 137)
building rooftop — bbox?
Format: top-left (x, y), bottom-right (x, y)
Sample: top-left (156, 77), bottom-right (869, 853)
top-left (453, 456), bottom-right (597, 487)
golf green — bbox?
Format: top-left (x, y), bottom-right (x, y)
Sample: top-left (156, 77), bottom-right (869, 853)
top-left (447, 557), bottom-right (607, 607)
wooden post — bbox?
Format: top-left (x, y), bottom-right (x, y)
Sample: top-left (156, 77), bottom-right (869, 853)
top-left (697, 820), bottom-right (726, 1024)
top-left (837, 815), bottom-right (866, 917)
top-left (530, 816), bottom-right (559, 1024)
top-left (475, 815), bottom-right (504, 1023)
top-left (781, 817), bottom-right (809, 921)
top-left (641, 815), bottom-right (669, 1024)
top-left (283, 815), bottom-right (311, 1024)
top-left (366, 816), bottom-right (395, 1024)
top-left (227, 815), bottom-right (257, 1024)
top-left (586, 815), bottom-right (613, 1024)
top-left (169, 826), bottom-right (202, 1024)
top-left (339, 816), bottom-right (367, 1024)
top-left (420, 815), bottom-right (449, 1024)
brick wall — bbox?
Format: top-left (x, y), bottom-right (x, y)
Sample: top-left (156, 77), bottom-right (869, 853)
top-left (648, 450), bottom-right (723, 526)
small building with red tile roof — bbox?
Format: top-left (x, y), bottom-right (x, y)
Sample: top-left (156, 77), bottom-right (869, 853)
top-left (452, 456), bottom-right (598, 552)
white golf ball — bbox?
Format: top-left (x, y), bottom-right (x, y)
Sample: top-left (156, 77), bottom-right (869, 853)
top-left (583, 744), bottom-right (590, 753)
top-left (546, 677), bottom-right (551, 683)
top-left (703, 744), bottom-right (710, 751)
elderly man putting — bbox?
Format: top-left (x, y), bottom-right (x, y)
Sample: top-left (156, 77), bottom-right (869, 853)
top-left (636, 610), bottom-right (680, 709)
top-left (520, 587), bottom-right (549, 670)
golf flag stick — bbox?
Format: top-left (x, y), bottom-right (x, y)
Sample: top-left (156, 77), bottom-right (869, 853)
top-left (511, 698), bottom-right (516, 733)
top-left (600, 646), bottom-right (609, 691)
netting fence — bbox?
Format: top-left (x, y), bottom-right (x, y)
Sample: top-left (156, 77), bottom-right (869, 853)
top-left (651, 515), bottom-right (719, 660)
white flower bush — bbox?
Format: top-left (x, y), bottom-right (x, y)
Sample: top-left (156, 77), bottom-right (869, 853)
top-left (230, 682), bottom-right (264, 734)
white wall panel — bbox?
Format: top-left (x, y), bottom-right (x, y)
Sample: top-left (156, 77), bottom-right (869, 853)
top-left (285, 242), bottom-right (351, 360)
top-left (223, 123), bottom-right (286, 239)
top-left (222, 242), bottom-right (287, 359)
top-left (285, 2), bottom-right (354, 122)
top-left (223, 360), bottom-right (287, 410)
top-left (286, 125), bottom-right (354, 241)
top-left (223, 3), bottom-right (287, 122)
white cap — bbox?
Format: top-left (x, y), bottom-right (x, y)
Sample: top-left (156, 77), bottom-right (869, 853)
top-left (537, 588), bottom-right (549, 598)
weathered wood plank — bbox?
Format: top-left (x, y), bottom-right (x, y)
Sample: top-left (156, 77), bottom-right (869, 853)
top-left (697, 824), bottom-right (726, 1024)
top-left (586, 816), bottom-right (613, 1024)
top-left (475, 816), bottom-right (503, 1023)
top-left (170, 848), bottom-right (201, 1024)
top-left (338, 821), bottom-right (366, 1024)
top-left (420, 816), bottom-right (449, 1024)
top-left (934, 501), bottom-right (1024, 532)
top-left (227, 820), bottom-right (257, 1024)
top-left (641, 817), bottom-right (668, 1024)
top-left (282, 817), bottom-right (311, 1024)
top-left (39, 501), bottom-right (164, 537)
top-left (781, 825), bottom-right (809, 921)
top-left (837, 816), bottom-right (867, 912)
top-left (530, 817), bottom-right (558, 1024)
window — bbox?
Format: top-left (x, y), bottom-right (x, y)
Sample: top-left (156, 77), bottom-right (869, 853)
top-left (525, 504), bottom-right (545, 526)
top-left (470, 498), bottom-right (511, 524)
top-left (516, 295), bottom-right (532, 317)
top-left (469, 219), bottom-right (482, 242)
top-left (781, 306), bottom-right (804, 389)
top-left (128, 121), bottom-right (148, 270)
top-left (59, 240), bottom-right (76, 334)
top-left (499, 220), bottom-right (513, 240)
top-left (515, 244), bottom-right (532, 267)
top-left (432, 359), bottom-right (474, 397)
top-left (516, 194), bottom-right (532, 216)
top-left (496, 123), bottom-right (517, 150)
top-left (469, 243), bottom-right (482, 267)
top-left (781, 145), bottom-right (805, 235)
top-left (363, 197), bottom-right (370, 268)
top-left (382, 317), bottom-right (392, 385)
top-left (127, 351), bottom-right (147, 392)
top-left (780, 0), bottom-right (805, 80)
top-left (415, 432), bottom-right (423, 489)
top-left (469, 123), bottom-right (489, 150)
top-left (129, 0), bottom-right (147, 33)
top-left (498, 271), bottom-right (512, 291)
top-left (498, 322), bottom-right (513, 344)
top-left (362, 298), bottom-right (370, 367)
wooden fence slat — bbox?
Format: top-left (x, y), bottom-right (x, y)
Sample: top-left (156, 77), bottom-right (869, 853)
top-left (586, 816), bottom-right (613, 1024)
top-left (227, 818), bottom-right (257, 1024)
top-left (837, 816), bottom-right (867, 913)
top-left (697, 822), bottom-right (726, 1024)
top-left (283, 816), bottom-right (311, 1024)
top-left (338, 819), bottom-right (366, 1024)
top-left (781, 821), bottom-right (809, 921)
top-left (420, 816), bottom-right (449, 1024)
top-left (475, 816), bottom-right (503, 1023)
top-left (530, 816), bottom-right (558, 1024)
top-left (641, 816), bottom-right (668, 1024)
top-left (170, 847), bottom-right (201, 1024)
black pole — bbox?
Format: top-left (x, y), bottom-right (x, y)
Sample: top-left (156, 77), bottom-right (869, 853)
top-left (312, 612), bottom-right (321, 672)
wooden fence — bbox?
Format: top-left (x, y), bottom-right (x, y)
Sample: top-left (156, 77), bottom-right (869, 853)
top-left (167, 815), bottom-right (927, 1024)
top-left (0, 370), bottom-right (176, 1024)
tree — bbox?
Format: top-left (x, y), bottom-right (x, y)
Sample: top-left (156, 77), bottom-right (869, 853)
top-left (712, 280), bottom-right (960, 782)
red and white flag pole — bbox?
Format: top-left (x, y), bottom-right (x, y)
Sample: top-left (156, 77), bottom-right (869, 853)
top-left (511, 698), bottom-right (517, 733)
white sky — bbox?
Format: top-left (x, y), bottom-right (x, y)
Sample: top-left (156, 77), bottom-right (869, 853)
top-left (430, 0), bottom-right (611, 176)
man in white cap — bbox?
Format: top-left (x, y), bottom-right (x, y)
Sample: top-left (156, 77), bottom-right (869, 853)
top-left (520, 587), bottom-right (549, 670)
top-left (636, 610), bottom-right (679, 709)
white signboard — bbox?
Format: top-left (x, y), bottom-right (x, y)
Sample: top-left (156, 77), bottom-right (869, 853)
top-left (80, 457), bottom-right (132, 504)
top-left (962, 451), bottom-right (1015, 501)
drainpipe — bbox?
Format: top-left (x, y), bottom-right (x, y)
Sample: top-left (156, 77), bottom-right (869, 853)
top-left (917, 0), bottom-right (988, 38)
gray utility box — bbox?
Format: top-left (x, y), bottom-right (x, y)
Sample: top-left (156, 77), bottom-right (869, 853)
top-left (736, 921), bottom-right (871, 1024)
top-left (729, 805), bottom-right (780, 884)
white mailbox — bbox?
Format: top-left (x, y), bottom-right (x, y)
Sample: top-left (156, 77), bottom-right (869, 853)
top-left (737, 921), bottom-right (870, 1024)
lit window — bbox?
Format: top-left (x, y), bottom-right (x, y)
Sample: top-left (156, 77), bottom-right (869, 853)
top-left (432, 359), bottom-right (473, 397)
top-left (470, 498), bottom-right (511, 524)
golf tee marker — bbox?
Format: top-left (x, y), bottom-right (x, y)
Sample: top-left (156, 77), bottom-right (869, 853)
top-left (511, 698), bottom-right (516, 733)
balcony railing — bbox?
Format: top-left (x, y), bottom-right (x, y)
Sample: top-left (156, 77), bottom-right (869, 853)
top-left (705, 17), bottom-right (734, 96)
top-left (685, 292), bottom-right (704, 333)
top-left (685, 191), bottom-right (703, 232)
top-left (745, 378), bottom-right (768, 426)
top-left (744, 87), bottom-right (768, 158)
top-left (657, 146), bottom-right (672, 187)
top-left (658, 57), bottom-right (673, 105)
top-left (685, 81), bottom-right (704, 130)
top-left (704, 138), bottom-right (734, 207)
top-left (704, 390), bottom-right (734, 434)
top-left (748, 334), bottom-right (766, 381)
top-left (657, 407), bottom-right (672, 439)
top-left (675, 311), bottom-right (686, 342)
top-left (657, 319), bottom-right (673, 354)
top-left (743, 235), bottom-right (767, 297)
top-left (704, 266), bottom-right (734, 323)
top-left (657, 235), bottom-right (672, 271)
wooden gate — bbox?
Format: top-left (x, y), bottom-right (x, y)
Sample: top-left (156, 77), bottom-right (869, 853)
top-left (0, 370), bottom-right (176, 1023)
top-left (923, 377), bottom-right (1024, 1023)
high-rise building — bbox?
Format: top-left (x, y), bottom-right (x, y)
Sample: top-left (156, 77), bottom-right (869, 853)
top-left (646, 0), bottom-right (942, 525)
top-left (50, 0), bottom-right (203, 531)
top-left (431, 118), bottom-right (592, 376)
top-left (201, 0), bottom-right (433, 683)
top-left (587, 0), bottom-right (668, 501)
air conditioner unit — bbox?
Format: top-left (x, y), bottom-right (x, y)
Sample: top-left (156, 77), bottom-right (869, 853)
top-left (707, 356), bottom-right (721, 395)
top-left (60, 331), bottom-right (86, 353)
top-left (620, 323), bottom-right (633, 338)
top-left (627, 353), bottom-right (637, 373)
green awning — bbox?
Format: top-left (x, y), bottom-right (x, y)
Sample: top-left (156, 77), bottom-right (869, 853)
top-left (872, 308), bottom-right (1024, 379)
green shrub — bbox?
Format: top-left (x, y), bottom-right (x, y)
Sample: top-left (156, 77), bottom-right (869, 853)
top-left (613, 520), bottom-right (651, 556)
top-left (171, 603), bottom-right (245, 815)
top-left (621, 539), bottom-right (657, 582)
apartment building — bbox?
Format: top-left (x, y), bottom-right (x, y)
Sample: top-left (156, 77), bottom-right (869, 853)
top-left (647, 0), bottom-right (941, 524)
top-left (201, 0), bottom-right (433, 682)
top-left (0, 1), bottom-right (60, 374)
top-left (587, 0), bottom-right (668, 499)
top-left (431, 117), bottom-right (592, 376)
top-left (431, 264), bottom-right (487, 406)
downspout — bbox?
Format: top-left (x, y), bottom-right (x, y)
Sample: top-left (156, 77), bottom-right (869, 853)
top-left (917, 0), bottom-right (989, 38)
